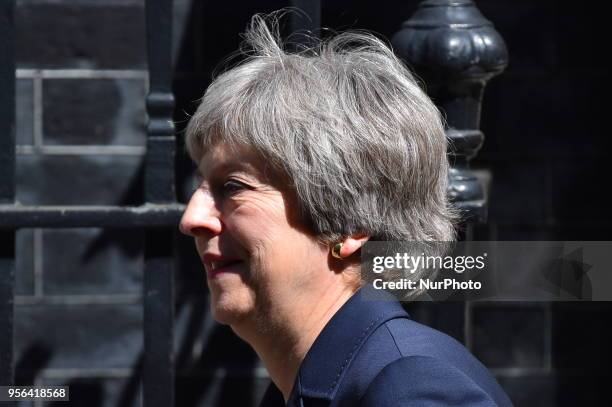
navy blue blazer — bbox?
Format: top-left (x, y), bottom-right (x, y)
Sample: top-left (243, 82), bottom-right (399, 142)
top-left (259, 287), bottom-right (513, 407)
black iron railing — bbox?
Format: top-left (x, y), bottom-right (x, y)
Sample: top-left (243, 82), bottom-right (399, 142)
top-left (143, 1), bottom-right (177, 406)
top-left (0, 0), bottom-right (183, 406)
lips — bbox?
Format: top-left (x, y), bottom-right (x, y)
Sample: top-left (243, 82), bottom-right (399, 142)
top-left (211, 260), bottom-right (241, 271)
top-left (201, 253), bottom-right (243, 278)
top-left (207, 260), bottom-right (243, 278)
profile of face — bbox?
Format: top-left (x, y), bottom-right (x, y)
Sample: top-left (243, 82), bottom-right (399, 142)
top-left (179, 143), bottom-right (329, 326)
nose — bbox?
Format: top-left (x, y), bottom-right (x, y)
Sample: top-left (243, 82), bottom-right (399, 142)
top-left (179, 189), bottom-right (223, 237)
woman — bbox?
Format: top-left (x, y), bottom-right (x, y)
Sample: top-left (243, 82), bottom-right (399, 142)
top-left (179, 13), bottom-right (512, 407)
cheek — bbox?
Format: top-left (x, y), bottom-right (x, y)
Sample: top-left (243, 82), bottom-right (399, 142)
top-left (224, 195), bottom-right (291, 248)
top-left (225, 198), bottom-right (315, 280)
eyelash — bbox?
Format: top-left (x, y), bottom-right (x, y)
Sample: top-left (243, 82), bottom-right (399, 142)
top-left (216, 179), bottom-right (250, 198)
top-left (193, 172), bottom-right (252, 198)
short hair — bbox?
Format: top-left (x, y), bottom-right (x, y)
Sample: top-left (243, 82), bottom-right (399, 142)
top-left (185, 12), bottom-right (458, 245)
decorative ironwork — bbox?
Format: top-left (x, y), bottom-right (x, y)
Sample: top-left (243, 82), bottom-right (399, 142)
top-left (392, 0), bottom-right (508, 222)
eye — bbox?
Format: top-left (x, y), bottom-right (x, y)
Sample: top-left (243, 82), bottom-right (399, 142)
top-left (218, 179), bottom-right (250, 198)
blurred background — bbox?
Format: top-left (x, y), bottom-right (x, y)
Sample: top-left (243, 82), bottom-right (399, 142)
top-left (7, 0), bottom-right (611, 406)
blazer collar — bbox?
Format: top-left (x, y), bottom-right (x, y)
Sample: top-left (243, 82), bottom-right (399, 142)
top-left (289, 285), bottom-right (409, 403)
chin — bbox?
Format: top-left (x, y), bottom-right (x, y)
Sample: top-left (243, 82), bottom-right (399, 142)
top-left (209, 290), bottom-right (254, 326)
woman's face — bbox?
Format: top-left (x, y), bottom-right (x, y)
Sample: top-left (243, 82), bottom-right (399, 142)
top-left (180, 143), bottom-right (328, 325)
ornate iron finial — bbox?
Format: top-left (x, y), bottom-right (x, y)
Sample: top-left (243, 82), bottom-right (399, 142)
top-left (392, 0), bottom-right (508, 222)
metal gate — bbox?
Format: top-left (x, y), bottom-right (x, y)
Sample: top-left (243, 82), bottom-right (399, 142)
top-left (1, 0), bottom-right (182, 405)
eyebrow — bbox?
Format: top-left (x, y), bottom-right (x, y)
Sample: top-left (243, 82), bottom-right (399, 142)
top-left (197, 160), bottom-right (258, 181)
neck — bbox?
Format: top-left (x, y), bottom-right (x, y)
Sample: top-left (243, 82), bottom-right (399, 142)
top-left (231, 283), bottom-right (359, 402)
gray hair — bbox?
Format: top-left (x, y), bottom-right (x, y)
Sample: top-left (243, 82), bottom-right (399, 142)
top-left (186, 13), bottom-right (458, 247)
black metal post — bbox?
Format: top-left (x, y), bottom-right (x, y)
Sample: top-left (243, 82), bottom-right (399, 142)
top-left (392, 0), bottom-right (508, 342)
top-left (392, 0), bottom-right (508, 223)
top-left (0, 0), bottom-right (16, 396)
top-left (144, 0), bottom-right (176, 406)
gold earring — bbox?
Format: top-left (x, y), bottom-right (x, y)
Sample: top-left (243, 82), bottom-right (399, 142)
top-left (331, 242), bottom-right (343, 259)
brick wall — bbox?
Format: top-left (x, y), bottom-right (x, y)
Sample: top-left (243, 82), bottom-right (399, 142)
top-left (13, 0), bottom-right (611, 406)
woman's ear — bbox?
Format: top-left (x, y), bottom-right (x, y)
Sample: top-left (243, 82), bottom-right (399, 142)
top-left (335, 234), bottom-right (370, 258)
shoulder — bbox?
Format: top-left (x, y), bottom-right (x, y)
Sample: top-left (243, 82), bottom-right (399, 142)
top-left (339, 317), bottom-right (513, 407)
top-left (358, 355), bottom-right (502, 407)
